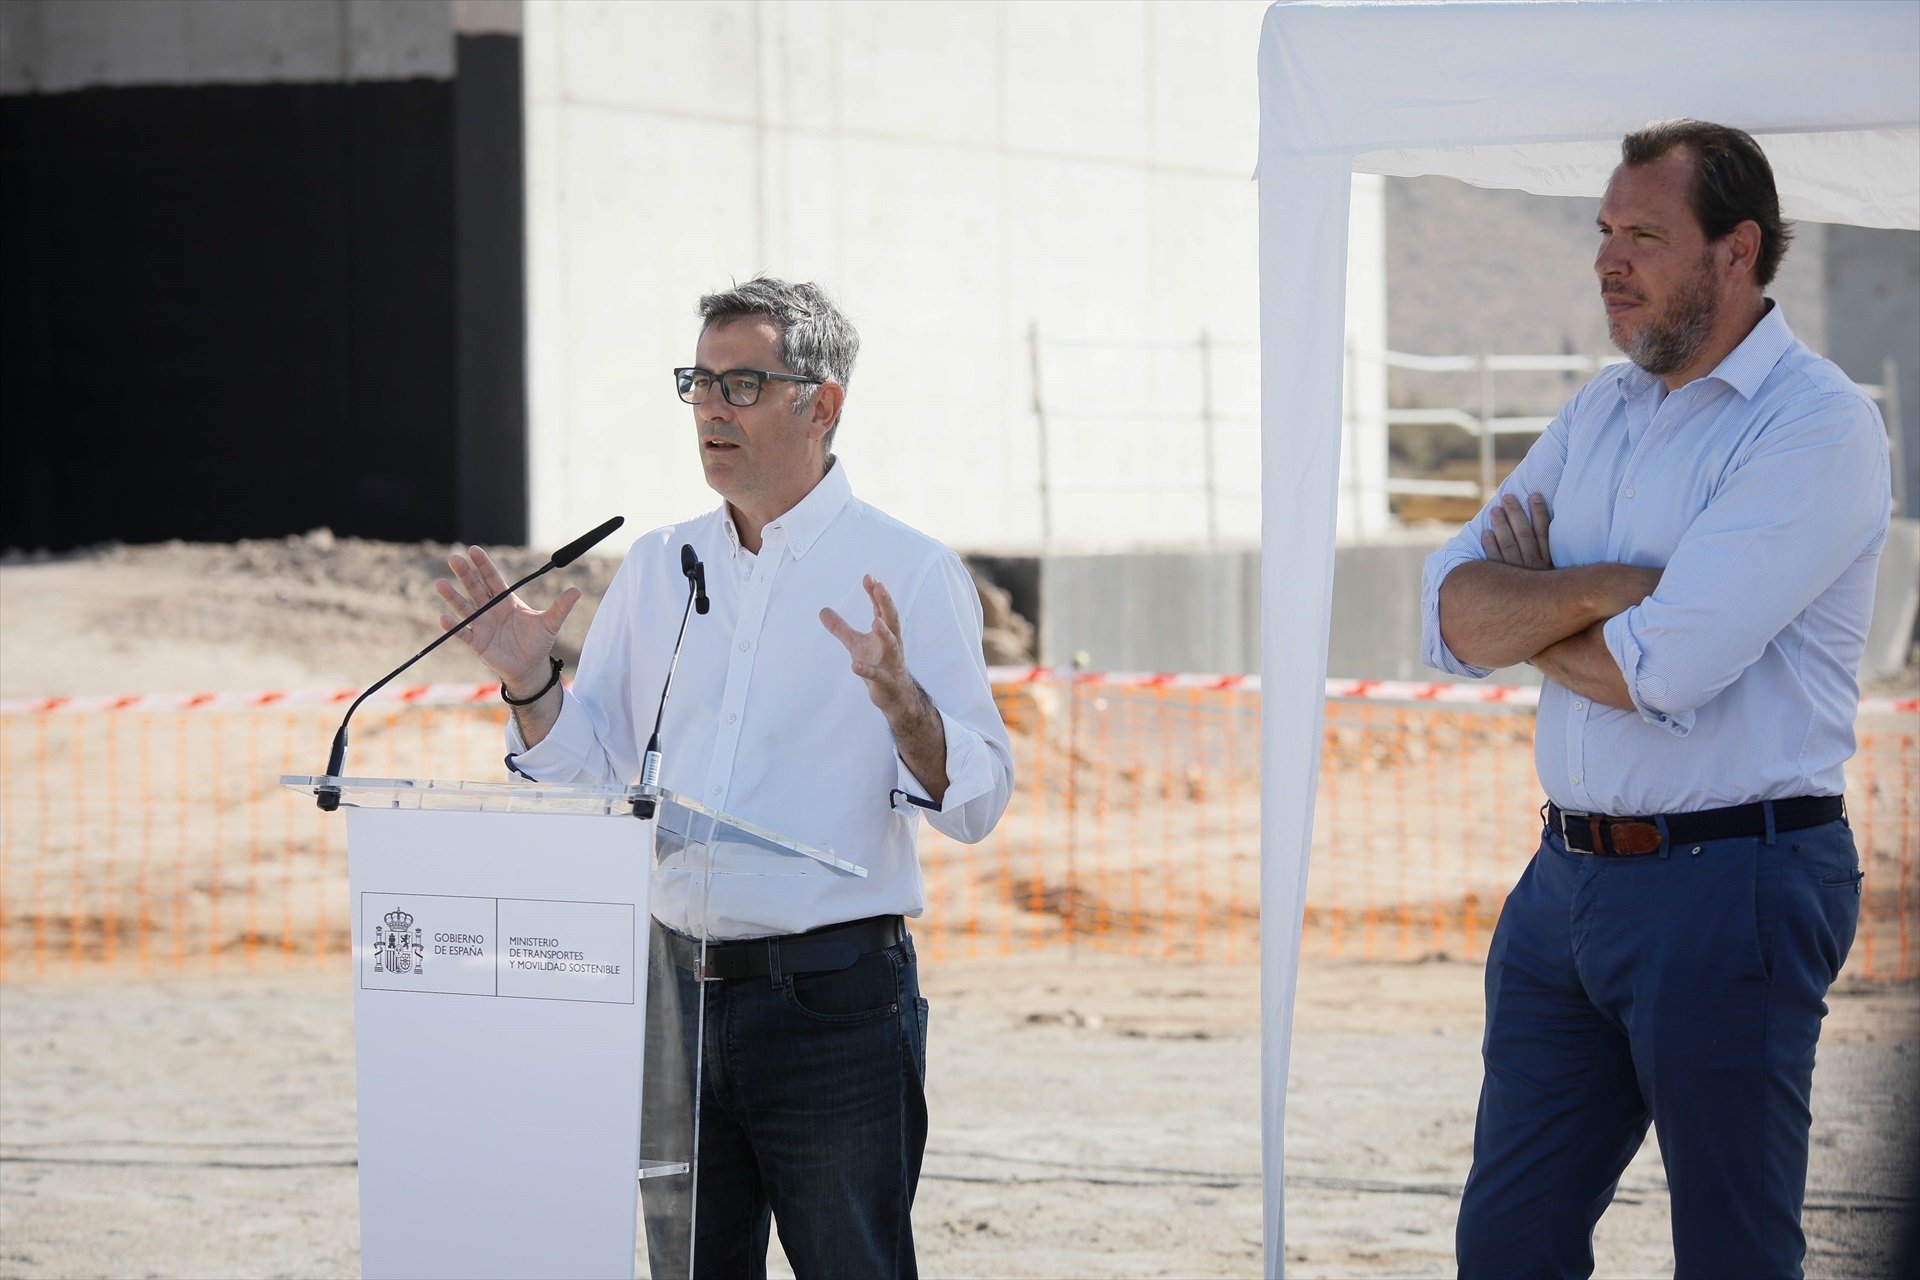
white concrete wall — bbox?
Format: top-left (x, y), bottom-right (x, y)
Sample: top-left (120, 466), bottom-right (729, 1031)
top-left (523, 0), bottom-right (1387, 553)
top-left (1826, 225), bottom-right (1920, 521)
top-left (1035, 520), bottom-right (1920, 681)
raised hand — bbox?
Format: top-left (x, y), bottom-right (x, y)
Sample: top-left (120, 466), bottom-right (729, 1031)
top-left (1482, 492), bottom-right (1554, 569)
top-left (435, 545), bottom-right (581, 694)
top-left (820, 574), bottom-right (951, 803)
top-left (819, 575), bottom-right (914, 714)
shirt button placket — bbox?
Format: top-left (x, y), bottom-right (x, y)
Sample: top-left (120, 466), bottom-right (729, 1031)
top-left (1568, 716), bottom-right (1586, 807)
top-left (705, 546), bottom-right (779, 808)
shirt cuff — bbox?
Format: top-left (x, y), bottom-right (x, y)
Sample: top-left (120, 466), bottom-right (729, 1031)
top-left (502, 688), bottom-right (596, 781)
top-left (1420, 551), bottom-right (1496, 679)
top-left (1603, 612), bottom-right (1692, 737)
top-left (893, 708), bottom-right (994, 814)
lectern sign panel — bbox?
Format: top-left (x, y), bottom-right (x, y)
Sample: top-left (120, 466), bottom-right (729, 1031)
top-left (361, 892), bottom-right (496, 996)
top-left (498, 898), bottom-right (635, 1003)
top-left (359, 892), bottom-right (636, 1004)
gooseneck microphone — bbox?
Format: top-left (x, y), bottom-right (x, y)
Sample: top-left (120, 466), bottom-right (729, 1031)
top-left (681, 543), bottom-right (709, 615)
top-left (314, 515), bottom-right (626, 811)
top-left (633, 543), bottom-right (707, 820)
top-left (549, 516), bottom-right (628, 569)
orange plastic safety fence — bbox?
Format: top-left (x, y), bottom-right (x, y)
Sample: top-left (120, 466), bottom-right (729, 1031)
top-left (0, 689), bottom-right (1913, 980)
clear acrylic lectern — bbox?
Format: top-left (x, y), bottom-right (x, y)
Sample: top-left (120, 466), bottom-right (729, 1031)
top-left (283, 774), bottom-right (866, 1280)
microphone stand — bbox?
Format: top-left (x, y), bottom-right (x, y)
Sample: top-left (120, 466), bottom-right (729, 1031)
top-left (633, 547), bottom-right (707, 820)
top-left (315, 516), bottom-right (625, 812)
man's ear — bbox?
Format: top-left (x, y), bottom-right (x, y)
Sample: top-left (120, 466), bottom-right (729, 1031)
top-left (1723, 219), bottom-right (1763, 282)
top-left (807, 382), bottom-right (845, 442)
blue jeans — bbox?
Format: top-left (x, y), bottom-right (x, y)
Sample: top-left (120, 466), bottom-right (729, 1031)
top-left (645, 931), bottom-right (930, 1279)
top-left (1456, 815), bottom-right (1861, 1279)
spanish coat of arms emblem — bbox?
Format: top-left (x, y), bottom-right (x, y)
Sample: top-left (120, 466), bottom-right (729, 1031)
top-left (373, 908), bottom-right (425, 975)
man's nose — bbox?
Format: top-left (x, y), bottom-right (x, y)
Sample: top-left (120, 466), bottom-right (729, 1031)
top-left (695, 380), bottom-right (734, 417)
top-left (1595, 235), bottom-right (1627, 277)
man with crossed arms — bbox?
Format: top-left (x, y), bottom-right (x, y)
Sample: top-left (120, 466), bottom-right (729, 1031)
top-left (1423, 120), bottom-right (1890, 1277)
top-left (434, 277), bottom-right (1013, 1277)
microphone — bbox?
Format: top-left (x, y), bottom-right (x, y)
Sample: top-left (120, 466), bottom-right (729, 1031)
top-left (633, 544), bottom-right (707, 819)
top-left (314, 515), bottom-right (626, 811)
top-left (552, 515), bottom-right (626, 568)
top-left (681, 543), bottom-right (709, 615)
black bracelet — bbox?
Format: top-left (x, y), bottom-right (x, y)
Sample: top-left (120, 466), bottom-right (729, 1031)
top-left (501, 656), bottom-right (564, 707)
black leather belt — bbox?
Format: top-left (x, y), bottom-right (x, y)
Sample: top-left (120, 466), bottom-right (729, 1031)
top-left (1547, 795), bottom-right (1845, 857)
top-left (663, 914), bottom-right (906, 981)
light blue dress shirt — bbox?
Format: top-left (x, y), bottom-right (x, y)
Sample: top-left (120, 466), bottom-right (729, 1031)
top-left (1422, 304), bottom-right (1891, 815)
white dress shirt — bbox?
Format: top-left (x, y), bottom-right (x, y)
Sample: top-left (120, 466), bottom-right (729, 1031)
top-left (1423, 304), bottom-right (1891, 814)
top-left (506, 461), bottom-right (1014, 938)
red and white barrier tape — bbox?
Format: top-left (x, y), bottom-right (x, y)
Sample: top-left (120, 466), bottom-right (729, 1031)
top-left (0, 682), bottom-right (503, 717)
top-left (991, 668), bottom-right (1914, 715)
top-left (3, 670), bottom-right (1913, 718)
top-left (996, 668), bottom-right (1542, 704)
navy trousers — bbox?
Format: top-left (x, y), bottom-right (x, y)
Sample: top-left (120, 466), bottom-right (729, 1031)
top-left (1456, 813), bottom-right (1861, 1279)
top-left (644, 932), bottom-right (930, 1279)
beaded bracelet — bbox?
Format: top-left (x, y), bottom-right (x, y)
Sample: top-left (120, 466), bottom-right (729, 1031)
top-left (501, 656), bottom-right (564, 707)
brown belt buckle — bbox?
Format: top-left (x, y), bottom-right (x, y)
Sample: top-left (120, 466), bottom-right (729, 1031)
top-left (1557, 808), bottom-right (1662, 856)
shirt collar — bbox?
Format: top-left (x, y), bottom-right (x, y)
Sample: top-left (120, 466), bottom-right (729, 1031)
top-left (717, 457), bottom-right (853, 561)
top-left (1612, 300), bottom-right (1794, 402)
top-left (1707, 300), bottom-right (1793, 400)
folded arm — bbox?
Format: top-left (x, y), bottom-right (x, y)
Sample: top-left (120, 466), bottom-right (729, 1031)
top-left (1436, 492), bottom-right (1660, 709)
top-left (1437, 557), bottom-right (1661, 673)
top-left (1530, 622), bottom-right (1633, 709)
top-left (1597, 392), bottom-right (1889, 731)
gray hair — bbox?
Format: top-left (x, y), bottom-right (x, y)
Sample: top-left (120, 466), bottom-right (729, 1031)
top-left (697, 277), bottom-right (860, 454)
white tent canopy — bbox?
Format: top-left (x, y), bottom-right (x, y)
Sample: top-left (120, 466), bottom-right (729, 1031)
top-left (1254, 1), bottom-right (1920, 1273)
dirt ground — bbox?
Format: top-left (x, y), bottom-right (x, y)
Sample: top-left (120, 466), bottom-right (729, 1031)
top-left (2, 960), bottom-right (1915, 1279)
top-left (2, 539), bottom-right (1917, 1278)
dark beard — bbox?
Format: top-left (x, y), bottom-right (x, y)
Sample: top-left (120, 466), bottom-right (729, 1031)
top-left (1610, 254), bottom-right (1719, 377)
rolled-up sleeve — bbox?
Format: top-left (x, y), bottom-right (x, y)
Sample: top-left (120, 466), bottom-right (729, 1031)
top-left (892, 707), bottom-right (1008, 843)
top-left (1600, 389), bottom-right (1889, 727)
top-left (505, 687), bottom-right (624, 782)
top-left (1420, 401), bottom-right (1574, 678)
top-left (1421, 538), bottom-right (1498, 679)
top-left (891, 552), bottom-right (1014, 844)
top-left (1601, 610), bottom-right (1692, 736)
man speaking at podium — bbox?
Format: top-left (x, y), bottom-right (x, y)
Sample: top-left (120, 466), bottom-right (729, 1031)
top-left (433, 277), bottom-right (1014, 1276)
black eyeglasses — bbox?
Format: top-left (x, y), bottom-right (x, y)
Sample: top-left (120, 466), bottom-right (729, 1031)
top-left (674, 367), bottom-right (823, 407)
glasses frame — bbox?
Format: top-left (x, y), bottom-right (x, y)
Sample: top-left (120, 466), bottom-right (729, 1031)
top-left (674, 366), bottom-right (825, 408)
